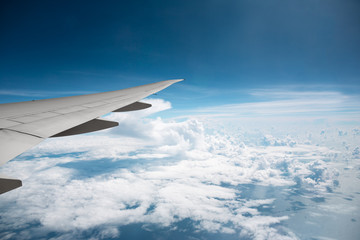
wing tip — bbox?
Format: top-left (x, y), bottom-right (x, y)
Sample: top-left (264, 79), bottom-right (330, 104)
top-left (166, 78), bottom-right (184, 84)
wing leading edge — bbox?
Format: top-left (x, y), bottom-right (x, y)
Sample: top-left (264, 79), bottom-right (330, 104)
top-left (0, 79), bottom-right (183, 194)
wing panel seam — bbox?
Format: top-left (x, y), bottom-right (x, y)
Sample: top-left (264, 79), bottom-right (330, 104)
top-left (1, 128), bottom-right (44, 139)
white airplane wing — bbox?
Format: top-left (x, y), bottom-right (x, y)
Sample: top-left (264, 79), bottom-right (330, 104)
top-left (0, 79), bottom-right (183, 194)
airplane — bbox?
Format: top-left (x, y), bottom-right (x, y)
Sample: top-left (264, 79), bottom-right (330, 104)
top-left (0, 79), bottom-right (183, 194)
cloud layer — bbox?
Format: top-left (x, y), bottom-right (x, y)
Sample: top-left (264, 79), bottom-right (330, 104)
top-left (0, 98), bottom-right (359, 240)
top-left (179, 89), bottom-right (360, 122)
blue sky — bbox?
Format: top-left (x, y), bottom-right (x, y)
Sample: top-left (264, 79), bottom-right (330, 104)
top-left (1, 0), bottom-right (360, 106)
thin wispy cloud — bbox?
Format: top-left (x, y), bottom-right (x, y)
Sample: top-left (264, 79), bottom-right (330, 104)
top-left (177, 88), bottom-right (360, 121)
top-left (249, 89), bottom-right (346, 99)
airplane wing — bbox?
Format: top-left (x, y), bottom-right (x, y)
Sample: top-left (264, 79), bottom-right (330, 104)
top-left (0, 79), bottom-right (183, 194)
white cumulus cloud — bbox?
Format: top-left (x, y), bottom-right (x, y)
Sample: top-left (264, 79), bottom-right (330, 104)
top-left (0, 97), bottom-right (358, 240)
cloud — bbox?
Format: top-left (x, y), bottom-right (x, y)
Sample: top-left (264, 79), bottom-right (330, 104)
top-left (0, 97), bottom-right (356, 240)
top-left (177, 89), bottom-right (360, 122)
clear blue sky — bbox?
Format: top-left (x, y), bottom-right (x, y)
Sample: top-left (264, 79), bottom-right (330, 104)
top-left (1, 0), bottom-right (360, 107)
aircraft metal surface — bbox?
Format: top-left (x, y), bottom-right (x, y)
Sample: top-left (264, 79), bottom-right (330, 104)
top-left (0, 79), bottom-right (183, 194)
